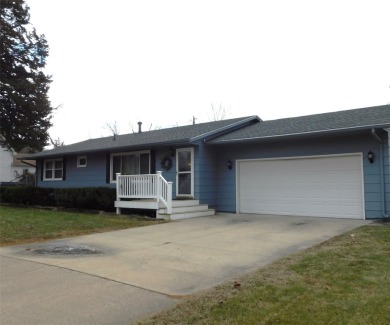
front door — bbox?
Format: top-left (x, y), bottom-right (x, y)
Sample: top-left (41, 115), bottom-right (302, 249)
top-left (176, 147), bottom-right (194, 197)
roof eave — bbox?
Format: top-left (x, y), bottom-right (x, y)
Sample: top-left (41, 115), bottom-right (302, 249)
top-left (191, 116), bottom-right (261, 142)
top-left (22, 138), bottom-right (193, 159)
top-left (208, 123), bottom-right (390, 144)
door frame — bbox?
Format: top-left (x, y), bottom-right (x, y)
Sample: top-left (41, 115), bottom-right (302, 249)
top-left (176, 147), bottom-right (194, 197)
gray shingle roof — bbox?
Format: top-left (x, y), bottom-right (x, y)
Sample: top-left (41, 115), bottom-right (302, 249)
top-left (28, 116), bottom-right (258, 158)
top-left (25, 105), bottom-right (390, 158)
top-left (208, 105), bottom-right (390, 143)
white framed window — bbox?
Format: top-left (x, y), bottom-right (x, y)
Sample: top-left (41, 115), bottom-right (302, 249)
top-left (43, 158), bottom-right (63, 181)
top-left (110, 150), bottom-right (150, 182)
top-left (77, 156), bottom-right (87, 168)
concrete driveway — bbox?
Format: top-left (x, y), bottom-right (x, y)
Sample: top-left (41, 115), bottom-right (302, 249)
top-left (0, 213), bottom-right (368, 324)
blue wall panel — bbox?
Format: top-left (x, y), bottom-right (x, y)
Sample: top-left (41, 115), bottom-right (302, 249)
top-left (194, 142), bottom-right (217, 206)
top-left (38, 147), bottom-right (183, 192)
top-left (384, 132), bottom-right (390, 215)
top-left (37, 153), bottom-right (111, 188)
top-left (155, 147), bottom-right (176, 198)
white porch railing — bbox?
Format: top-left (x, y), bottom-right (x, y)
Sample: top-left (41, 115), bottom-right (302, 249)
top-left (116, 171), bottom-right (172, 214)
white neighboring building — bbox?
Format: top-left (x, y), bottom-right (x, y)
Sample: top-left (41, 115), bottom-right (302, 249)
top-left (0, 144), bottom-right (36, 183)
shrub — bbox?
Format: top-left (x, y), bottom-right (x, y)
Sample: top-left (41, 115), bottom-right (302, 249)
top-left (0, 186), bottom-right (116, 211)
top-left (0, 187), bottom-right (56, 206)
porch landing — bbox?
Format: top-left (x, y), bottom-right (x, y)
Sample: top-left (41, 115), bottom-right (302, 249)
top-left (114, 199), bottom-right (215, 220)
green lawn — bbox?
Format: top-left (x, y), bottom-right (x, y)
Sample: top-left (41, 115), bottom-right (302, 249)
top-left (140, 224), bottom-right (390, 325)
top-left (0, 206), bottom-right (166, 246)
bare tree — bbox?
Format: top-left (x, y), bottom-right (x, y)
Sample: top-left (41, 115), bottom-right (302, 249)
top-left (127, 122), bottom-right (161, 133)
top-left (148, 123), bottom-right (161, 131)
top-left (49, 136), bottom-right (65, 148)
top-left (209, 103), bottom-right (229, 121)
top-left (105, 121), bottom-right (120, 136)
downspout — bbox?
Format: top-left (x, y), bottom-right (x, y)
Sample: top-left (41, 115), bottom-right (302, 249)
top-left (371, 129), bottom-right (389, 218)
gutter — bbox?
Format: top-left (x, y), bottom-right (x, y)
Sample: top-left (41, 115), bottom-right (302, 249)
top-left (371, 128), bottom-right (389, 218)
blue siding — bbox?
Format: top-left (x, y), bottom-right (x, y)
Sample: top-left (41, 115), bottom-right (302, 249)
top-left (157, 144), bottom-right (216, 203)
top-left (37, 146), bottom-right (189, 195)
top-left (155, 147), bottom-right (177, 197)
top-left (212, 132), bottom-right (385, 219)
top-left (35, 129), bottom-right (389, 219)
top-left (194, 141), bottom-right (218, 207)
top-left (37, 153), bottom-right (110, 188)
top-left (384, 132), bottom-right (390, 215)
top-left (156, 144), bottom-right (217, 203)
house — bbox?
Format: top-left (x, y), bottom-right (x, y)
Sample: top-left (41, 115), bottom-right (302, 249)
top-left (0, 145), bottom-right (36, 184)
top-left (26, 105), bottom-right (390, 220)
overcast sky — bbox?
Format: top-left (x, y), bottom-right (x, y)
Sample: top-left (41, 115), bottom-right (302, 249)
top-left (27, 0), bottom-right (390, 146)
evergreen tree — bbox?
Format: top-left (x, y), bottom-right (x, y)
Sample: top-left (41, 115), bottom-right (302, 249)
top-left (0, 0), bottom-right (53, 151)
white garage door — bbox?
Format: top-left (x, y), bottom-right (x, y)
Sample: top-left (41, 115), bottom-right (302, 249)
top-left (237, 154), bottom-right (364, 219)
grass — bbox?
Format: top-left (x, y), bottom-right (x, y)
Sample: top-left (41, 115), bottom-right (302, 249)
top-left (0, 205), bottom-right (167, 246)
top-left (139, 224), bottom-right (390, 325)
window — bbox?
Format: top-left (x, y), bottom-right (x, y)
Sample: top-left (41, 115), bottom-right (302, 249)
top-left (77, 156), bottom-right (87, 167)
top-left (111, 151), bottom-right (150, 181)
top-left (43, 159), bottom-right (63, 180)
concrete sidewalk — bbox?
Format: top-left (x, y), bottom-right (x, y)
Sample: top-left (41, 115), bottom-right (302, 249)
top-left (0, 213), bottom-right (368, 324)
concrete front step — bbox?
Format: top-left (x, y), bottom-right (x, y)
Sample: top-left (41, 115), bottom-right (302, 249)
top-left (159, 209), bottom-right (215, 220)
top-left (158, 204), bottom-right (209, 214)
top-left (171, 199), bottom-right (200, 207)
top-left (115, 198), bottom-right (215, 220)
top-left (158, 200), bottom-right (215, 220)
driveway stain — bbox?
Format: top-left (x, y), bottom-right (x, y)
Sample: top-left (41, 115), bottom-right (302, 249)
top-left (25, 245), bottom-right (103, 255)
top-left (227, 218), bottom-right (252, 224)
top-left (292, 222), bottom-right (307, 226)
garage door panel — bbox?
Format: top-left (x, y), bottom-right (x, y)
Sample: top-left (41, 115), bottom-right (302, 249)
top-left (238, 155), bottom-right (364, 219)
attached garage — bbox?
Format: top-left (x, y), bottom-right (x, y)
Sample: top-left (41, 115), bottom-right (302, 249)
top-left (237, 154), bottom-right (365, 219)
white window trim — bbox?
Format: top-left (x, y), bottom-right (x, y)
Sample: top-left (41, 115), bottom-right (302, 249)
top-left (43, 158), bottom-right (63, 181)
top-left (77, 156), bottom-right (87, 168)
top-left (176, 147), bottom-right (195, 197)
top-left (110, 150), bottom-right (150, 183)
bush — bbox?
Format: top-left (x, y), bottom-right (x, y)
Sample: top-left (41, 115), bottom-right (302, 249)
top-left (0, 187), bottom-right (55, 206)
top-left (0, 186), bottom-right (116, 211)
